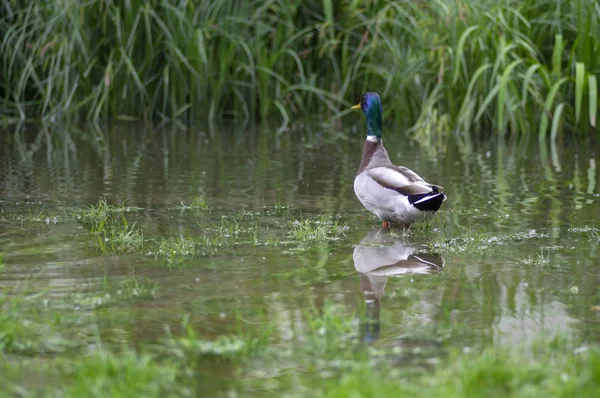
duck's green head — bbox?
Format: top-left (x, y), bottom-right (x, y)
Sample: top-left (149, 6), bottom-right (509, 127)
top-left (351, 92), bottom-right (383, 139)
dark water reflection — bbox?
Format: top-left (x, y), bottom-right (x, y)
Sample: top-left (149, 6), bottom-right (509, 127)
top-left (354, 229), bottom-right (445, 344)
top-left (1, 121), bottom-right (600, 355)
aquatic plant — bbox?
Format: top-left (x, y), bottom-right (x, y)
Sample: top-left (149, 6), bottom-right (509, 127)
top-left (387, 219), bottom-right (447, 240)
top-left (287, 215), bottom-right (349, 247)
top-left (262, 201), bottom-right (298, 217)
top-left (4, 285), bottom-right (600, 398)
top-left (164, 323), bottom-right (270, 361)
top-left (93, 216), bottom-right (144, 254)
top-left (157, 235), bottom-right (217, 267)
top-left (157, 214), bottom-right (278, 267)
top-left (70, 277), bottom-right (157, 310)
top-left (0, 295), bottom-right (70, 354)
top-left (323, 338), bottom-right (600, 397)
top-left (301, 302), bottom-right (364, 361)
top-left (211, 216), bottom-right (258, 240)
top-left (174, 196), bottom-right (210, 212)
top-left (79, 198), bottom-right (144, 253)
top-left (2, 0), bottom-right (597, 139)
top-left (78, 198), bottom-right (142, 228)
top-left (56, 350), bottom-right (181, 397)
top-left (522, 251), bottom-right (552, 268)
top-left (0, 206), bottom-right (75, 225)
top-left (428, 228), bottom-right (551, 254)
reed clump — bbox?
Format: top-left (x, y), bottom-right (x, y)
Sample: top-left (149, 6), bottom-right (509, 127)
top-left (1, 0), bottom-right (598, 138)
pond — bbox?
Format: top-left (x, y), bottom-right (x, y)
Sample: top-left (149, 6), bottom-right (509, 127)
top-left (1, 121), bottom-right (600, 396)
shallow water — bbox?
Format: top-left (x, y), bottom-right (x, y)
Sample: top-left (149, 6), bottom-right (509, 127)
top-left (1, 121), bottom-right (600, 393)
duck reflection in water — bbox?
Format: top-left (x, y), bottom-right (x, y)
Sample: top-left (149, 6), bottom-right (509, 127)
top-left (353, 229), bottom-right (445, 344)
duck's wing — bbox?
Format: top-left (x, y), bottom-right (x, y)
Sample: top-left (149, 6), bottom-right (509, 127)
top-left (390, 165), bottom-right (445, 190)
top-left (366, 166), bottom-right (442, 196)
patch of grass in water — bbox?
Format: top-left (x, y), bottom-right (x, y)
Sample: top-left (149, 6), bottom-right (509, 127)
top-left (0, 294), bottom-right (72, 355)
top-left (77, 198), bottom-right (144, 254)
top-left (156, 215), bottom-right (278, 267)
top-left (154, 213), bottom-right (351, 266)
top-left (388, 219), bottom-right (447, 240)
top-left (300, 302), bottom-right (365, 362)
top-left (93, 215), bottom-right (144, 254)
top-left (0, 206), bottom-right (75, 225)
top-left (0, 277), bottom-right (156, 355)
top-left (569, 226), bottom-right (600, 242)
top-left (323, 338), bottom-right (600, 398)
top-left (429, 228), bottom-right (551, 254)
top-left (55, 350), bottom-right (181, 397)
top-left (522, 251), bottom-right (552, 268)
top-left (70, 277), bottom-right (157, 310)
top-left (78, 204), bottom-right (351, 263)
top-left (233, 209), bottom-right (262, 221)
top-left (78, 197), bottom-right (142, 228)
top-left (163, 318), bottom-right (270, 362)
top-left (156, 235), bottom-right (223, 268)
top-left (287, 215), bottom-right (349, 249)
top-left (4, 294), bottom-right (600, 397)
top-left (174, 196), bottom-right (210, 212)
top-left (211, 216), bottom-right (257, 240)
top-left (262, 201), bottom-right (298, 217)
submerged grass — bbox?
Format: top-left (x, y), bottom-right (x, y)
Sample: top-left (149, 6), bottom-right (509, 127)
top-left (157, 234), bottom-right (224, 268)
top-left (157, 212), bottom-right (348, 267)
top-left (79, 198), bottom-right (144, 254)
top-left (0, 277), bottom-right (157, 354)
top-left (287, 215), bottom-right (349, 247)
top-left (3, 287), bottom-right (600, 397)
top-left (0, 294), bottom-right (71, 354)
top-left (173, 196), bottom-right (210, 212)
top-left (163, 317), bottom-right (271, 362)
top-left (299, 302), bottom-right (365, 362)
top-left (94, 219), bottom-right (144, 254)
top-left (56, 350), bottom-right (180, 398)
top-left (70, 277), bottom-right (157, 310)
top-left (323, 341), bottom-right (600, 397)
top-left (1, 0), bottom-right (598, 139)
top-left (0, 206), bottom-right (76, 225)
top-left (1, 350), bottom-right (181, 398)
top-left (78, 197), bottom-right (143, 227)
top-left (427, 228), bottom-right (551, 254)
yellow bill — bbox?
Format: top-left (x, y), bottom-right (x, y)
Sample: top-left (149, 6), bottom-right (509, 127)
top-left (350, 103), bottom-right (361, 110)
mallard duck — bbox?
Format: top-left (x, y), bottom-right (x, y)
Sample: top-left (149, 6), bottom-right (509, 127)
top-left (351, 92), bottom-right (447, 229)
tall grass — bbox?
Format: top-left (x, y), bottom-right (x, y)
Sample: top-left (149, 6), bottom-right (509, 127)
top-left (1, 0), bottom-right (598, 138)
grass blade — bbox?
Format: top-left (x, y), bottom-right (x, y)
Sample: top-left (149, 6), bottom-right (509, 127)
top-left (575, 62), bottom-right (585, 123)
top-left (453, 26), bottom-right (480, 85)
top-left (552, 34), bottom-right (563, 77)
top-left (589, 75), bottom-right (597, 128)
top-left (498, 59), bottom-right (523, 133)
top-left (551, 102), bottom-right (565, 141)
top-left (539, 77), bottom-right (569, 140)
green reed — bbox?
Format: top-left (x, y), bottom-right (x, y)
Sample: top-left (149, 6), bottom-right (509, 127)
top-left (1, 0), bottom-right (598, 138)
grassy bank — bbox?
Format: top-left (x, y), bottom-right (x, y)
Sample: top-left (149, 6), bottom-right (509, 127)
top-left (1, 0), bottom-right (598, 138)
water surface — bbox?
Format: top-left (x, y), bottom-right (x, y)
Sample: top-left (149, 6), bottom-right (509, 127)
top-left (1, 121), bottom-right (600, 393)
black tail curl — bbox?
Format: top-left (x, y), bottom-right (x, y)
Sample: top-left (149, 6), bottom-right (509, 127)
top-left (408, 186), bottom-right (445, 212)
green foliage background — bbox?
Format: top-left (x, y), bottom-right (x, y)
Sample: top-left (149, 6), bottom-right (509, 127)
top-left (1, 0), bottom-right (598, 138)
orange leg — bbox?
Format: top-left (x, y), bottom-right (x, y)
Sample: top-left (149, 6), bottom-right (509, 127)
top-left (382, 221), bottom-right (390, 229)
